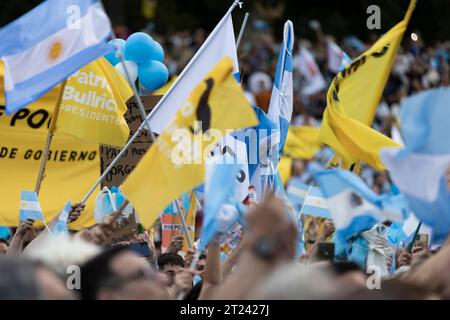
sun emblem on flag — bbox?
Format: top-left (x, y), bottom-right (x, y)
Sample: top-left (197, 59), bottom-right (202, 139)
top-left (20, 202), bottom-right (28, 209)
top-left (49, 40), bottom-right (63, 61)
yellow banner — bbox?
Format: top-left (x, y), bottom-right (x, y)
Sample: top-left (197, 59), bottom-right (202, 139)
top-left (58, 57), bottom-right (131, 147)
top-left (0, 102), bottom-right (99, 228)
top-left (319, 0), bottom-right (416, 170)
top-left (121, 57), bottom-right (258, 228)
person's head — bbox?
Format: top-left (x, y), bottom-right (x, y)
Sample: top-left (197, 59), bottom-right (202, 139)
top-left (291, 159), bottom-right (305, 177)
top-left (25, 234), bottom-right (101, 278)
top-left (0, 239), bottom-right (8, 255)
top-left (157, 253), bottom-right (185, 286)
top-left (80, 246), bottom-right (169, 300)
top-left (195, 253), bottom-right (207, 278)
top-left (0, 256), bottom-right (74, 300)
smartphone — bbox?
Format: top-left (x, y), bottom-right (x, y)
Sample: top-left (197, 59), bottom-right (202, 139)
top-left (416, 234), bottom-right (429, 249)
top-left (317, 242), bottom-right (335, 262)
top-left (127, 242), bottom-right (151, 258)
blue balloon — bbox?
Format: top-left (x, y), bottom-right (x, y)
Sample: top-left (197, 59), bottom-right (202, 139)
top-left (150, 41), bottom-right (164, 62)
top-left (125, 32), bottom-right (156, 64)
top-left (104, 39), bottom-right (126, 66)
top-left (139, 60), bottom-right (169, 90)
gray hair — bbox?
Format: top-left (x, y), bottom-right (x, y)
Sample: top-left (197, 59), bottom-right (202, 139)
top-left (0, 256), bottom-right (42, 300)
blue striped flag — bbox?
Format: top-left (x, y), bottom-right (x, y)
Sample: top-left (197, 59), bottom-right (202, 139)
top-left (300, 186), bottom-right (331, 219)
top-left (0, 0), bottom-right (112, 114)
top-left (381, 88), bottom-right (450, 244)
top-left (286, 178), bottom-right (309, 213)
top-left (247, 20), bottom-right (294, 201)
top-left (52, 200), bottom-right (72, 235)
top-left (315, 169), bottom-right (408, 241)
top-left (19, 191), bottom-right (44, 221)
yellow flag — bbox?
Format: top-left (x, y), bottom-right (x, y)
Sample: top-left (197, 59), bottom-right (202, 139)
top-left (320, 0), bottom-right (416, 170)
top-left (279, 156), bottom-right (293, 184)
top-left (284, 126), bottom-right (321, 160)
top-left (121, 57), bottom-right (258, 228)
top-left (57, 57), bottom-right (132, 147)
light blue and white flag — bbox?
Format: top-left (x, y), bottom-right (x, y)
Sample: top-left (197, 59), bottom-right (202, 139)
top-left (146, 1), bottom-right (241, 134)
top-left (246, 21), bottom-right (294, 201)
top-left (381, 88), bottom-right (450, 244)
top-left (267, 20), bottom-right (294, 161)
top-left (198, 157), bottom-right (246, 253)
top-left (315, 169), bottom-right (407, 241)
top-left (327, 39), bottom-right (352, 73)
top-left (20, 191), bottom-right (44, 221)
top-left (386, 213), bottom-right (432, 247)
top-left (300, 186), bottom-right (331, 219)
top-left (0, 0), bottom-right (112, 114)
top-left (286, 177), bottom-right (309, 212)
top-left (52, 200), bottom-right (72, 235)
top-left (286, 178), bottom-right (309, 214)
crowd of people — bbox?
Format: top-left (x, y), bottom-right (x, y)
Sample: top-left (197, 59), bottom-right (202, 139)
top-left (2, 12), bottom-right (450, 301)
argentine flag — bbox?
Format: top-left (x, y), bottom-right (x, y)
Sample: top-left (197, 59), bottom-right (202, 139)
top-left (316, 169), bottom-right (407, 241)
top-left (381, 88), bottom-right (450, 243)
top-left (20, 191), bottom-right (44, 221)
top-left (267, 20), bottom-right (294, 161)
top-left (199, 156), bottom-right (246, 253)
top-left (300, 186), bottom-right (331, 219)
top-left (52, 200), bottom-right (72, 235)
top-left (0, 0), bottom-right (112, 114)
top-left (248, 21), bottom-right (294, 200)
top-left (286, 179), bottom-right (309, 213)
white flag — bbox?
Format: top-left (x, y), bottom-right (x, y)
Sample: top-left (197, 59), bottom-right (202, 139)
top-left (294, 46), bottom-right (326, 96)
top-left (147, 5), bottom-right (240, 134)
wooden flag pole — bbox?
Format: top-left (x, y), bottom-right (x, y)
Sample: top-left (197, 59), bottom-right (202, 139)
top-left (34, 80), bottom-right (67, 195)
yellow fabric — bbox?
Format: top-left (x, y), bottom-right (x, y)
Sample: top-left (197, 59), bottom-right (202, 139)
top-left (121, 57), bottom-right (259, 228)
top-left (57, 57), bottom-right (131, 147)
top-left (284, 126), bottom-right (321, 160)
top-left (319, 0), bottom-right (416, 170)
top-left (279, 156), bottom-right (293, 185)
top-left (0, 102), bottom-right (98, 229)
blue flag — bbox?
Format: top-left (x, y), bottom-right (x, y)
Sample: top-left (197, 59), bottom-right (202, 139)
top-left (300, 186), bottom-right (331, 219)
top-left (286, 178), bottom-right (309, 213)
top-left (381, 88), bottom-right (450, 243)
top-left (315, 169), bottom-right (409, 241)
top-left (198, 157), bottom-right (246, 253)
top-left (267, 20), bottom-right (294, 160)
top-left (52, 200), bottom-right (72, 235)
top-left (19, 191), bottom-right (44, 221)
top-left (0, 0), bottom-right (112, 114)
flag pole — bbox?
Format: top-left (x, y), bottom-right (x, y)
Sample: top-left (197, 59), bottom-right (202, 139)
top-left (174, 199), bottom-right (194, 249)
top-left (408, 221), bottom-right (422, 254)
top-left (34, 80), bottom-right (67, 195)
top-left (80, 0), bottom-right (243, 205)
top-left (236, 12), bottom-right (249, 49)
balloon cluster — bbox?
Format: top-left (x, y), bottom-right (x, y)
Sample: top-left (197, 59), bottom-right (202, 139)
top-left (104, 32), bottom-right (169, 90)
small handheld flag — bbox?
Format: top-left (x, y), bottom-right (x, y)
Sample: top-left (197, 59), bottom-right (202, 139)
top-left (300, 186), bottom-right (331, 219)
top-left (20, 191), bottom-right (44, 221)
top-left (52, 200), bottom-right (72, 235)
